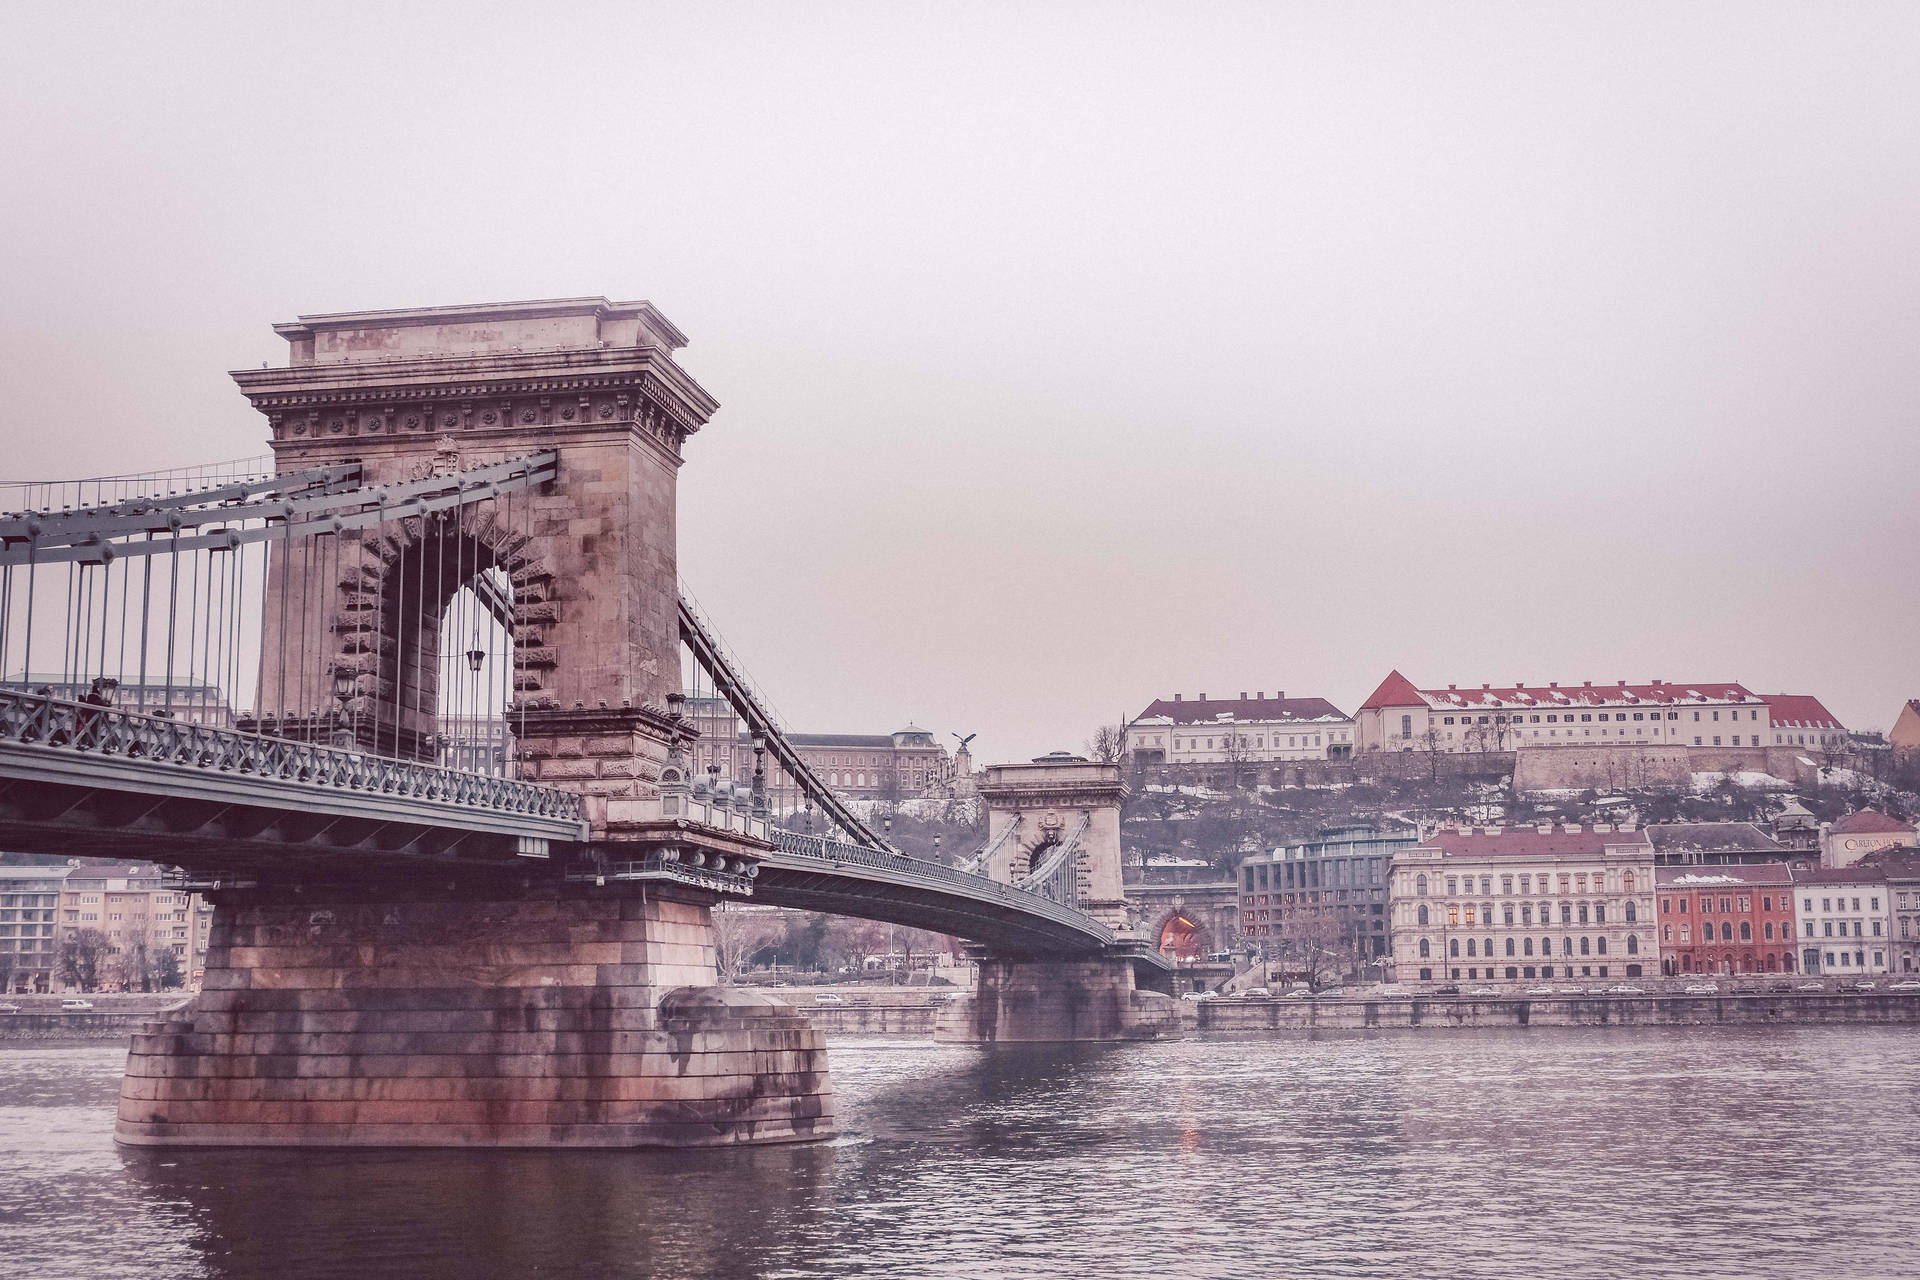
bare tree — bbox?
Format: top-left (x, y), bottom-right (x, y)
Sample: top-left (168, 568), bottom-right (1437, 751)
top-left (116, 939), bottom-right (156, 993)
top-left (56, 929), bottom-right (110, 993)
top-left (1419, 724), bottom-right (1446, 782)
top-left (1274, 907), bottom-right (1350, 990)
top-left (1219, 726), bottom-right (1252, 791)
top-left (152, 948), bottom-right (184, 991)
top-left (0, 950), bottom-right (15, 995)
top-left (712, 905), bottom-right (785, 984)
top-left (1086, 723), bottom-right (1125, 764)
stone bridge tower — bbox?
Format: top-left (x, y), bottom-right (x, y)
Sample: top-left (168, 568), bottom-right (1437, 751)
top-left (948, 754), bottom-right (1185, 1043)
top-left (975, 753), bottom-right (1130, 929)
top-left (116, 301), bottom-right (831, 1150)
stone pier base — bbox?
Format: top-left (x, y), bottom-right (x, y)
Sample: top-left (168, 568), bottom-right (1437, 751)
top-left (115, 886), bottom-right (833, 1147)
top-left (935, 957), bottom-right (1189, 1043)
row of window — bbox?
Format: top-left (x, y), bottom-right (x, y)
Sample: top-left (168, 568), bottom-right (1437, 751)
top-left (1663, 895), bottom-right (1778, 914)
top-left (1415, 871), bottom-right (1639, 897)
top-left (1664, 922), bottom-right (1773, 943)
top-left (1418, 901), bottom-right (1638, 926)
top-left (1417, 935), bottom-right (1640, 958)
top-left (1808, 920), bottom-right (1881, 938)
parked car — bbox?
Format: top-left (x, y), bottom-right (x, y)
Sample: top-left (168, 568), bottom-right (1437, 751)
top-left (60, 999), bottom-right (94, 1012)
top-left (930, 990), bottom-right (964, 1003)
top-left (1523, 986), bottom-right (1556, 996)
top-left (0, 1002), bottom-right (20, 1014)
top-left (812, 993), bottom-right (844, 1004)
top-left (1607, 985), bottom-right (1647, 995)
top-left (1241, 987), bottom-right (1273, 1000)
top-left (1683, 983), bottom-right (1720, 995)
top-left (1468, 986), bottom-right (1498, 996)
top-left (1179, 991), bottom-right (1206, 1002)
top-left (1432, 984), bottom-right (1461, 995)
top-left (1838, 980), bottom-right (1876, 993)
top-left (1768, 983), bottom-right (1795, 993)
top-left (1888, 980), bottom-right (1920, 992)
top-left (1796, 981), bottom-right (1825, 992)
top-left (1313, 987), bottom-right (1347, 999)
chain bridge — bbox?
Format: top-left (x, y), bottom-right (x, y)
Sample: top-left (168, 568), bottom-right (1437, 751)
top-left (0, 298), bottom-right (1177, 1150)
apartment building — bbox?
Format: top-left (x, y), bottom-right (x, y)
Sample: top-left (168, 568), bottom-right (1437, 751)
top-left (1389, 824), bottom-right (1657, 986)
top-left (0, 864), bottom-right (70, 993)
top-left (58, 863), bottom-right (205, 991)
top-left (1654, 864), bottom-right (1798, 976)
top-left (1791, 866), bottom-right (1892, 976)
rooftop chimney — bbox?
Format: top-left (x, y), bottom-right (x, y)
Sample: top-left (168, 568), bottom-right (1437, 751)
top-left (1174, 693), bottom-right (1182, 701)
top-left (1583, 680), bottom-right (1593, 688)
top-left (1550, 681), bottom-right (1559, 688)
top-left (1277, 690), bottom-right (1284, 699)
top-left (1257, 691), bottom-right (1265, 700)
top-left (1199, 692), bottom-right (1206, 701)
top-left (1240, 691), bottom-right (1248, 700)
top-left (1481, 683), bottom-right (1490, 690)
top-left (1449, 683), bottom-right (1457, 690)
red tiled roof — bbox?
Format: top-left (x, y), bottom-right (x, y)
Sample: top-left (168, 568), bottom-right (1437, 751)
top-left (1133, 694), bottom-right (1347, 725)
top-left (1656, 862), bottom-right (1793, 887)
top-left (1414, 679), bottom-right (1757, 711)
top-left (1763, 693), bottom-right (1845, 731)
top-left (1830, 809), bottom-right (1912, 835)
top-left (1358, 670), bottom-right (1426, 711)
top-left (1422, 826), bottom-right (1652, 858)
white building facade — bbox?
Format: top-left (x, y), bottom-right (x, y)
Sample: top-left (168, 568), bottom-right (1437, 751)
top-left (1388, 824), bottom-right (1658, 987)
top-left (1355, 672), bottom-right (1840, 756)
top-left (1125, 692), bottom-right (1355, 765)
top-left (1791, 867), bottom-right (1892, 975)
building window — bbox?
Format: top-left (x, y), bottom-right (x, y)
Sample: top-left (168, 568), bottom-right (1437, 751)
top-left (1419, 939), bottom-right (1431, 958)
top-left (1505, 938), bottom-right (1516, 957)
top-left (1740, 922), bottom-right (1751, 941)
top-left (1627, 935), bottom-right (1639, 955)
top-left (1417, 904), bottom-right (1429, 926)
top-left (1400, 715), bottom-right (1412, 738)
top-left (1449, 939), bottom-right (1460, 957)
top-left (1597, 937), bottom-right (1608, 955)
top-left (1625, 901), bottom-right (1637, 923)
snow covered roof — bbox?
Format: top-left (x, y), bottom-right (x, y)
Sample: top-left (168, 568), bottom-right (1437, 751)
top-left (1132, 693), bottom-right (1349, 725)
top-left (1763, 693), bottom-right (1845, 731)
top-left (1657, 863), bottom-right (1792, 887)
top-left (1646, 822), bottom-right (1785, 854)
top-left (1361, 674), bottom-right (1762, 712)
top-left (1421, 825), bottom-right (1652, 858)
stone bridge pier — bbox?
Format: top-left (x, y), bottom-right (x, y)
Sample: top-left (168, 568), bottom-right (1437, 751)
top-left (940, 755), bottom-right (1186, 1043)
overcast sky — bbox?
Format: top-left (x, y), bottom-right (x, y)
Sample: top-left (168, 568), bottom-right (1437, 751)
top-left (2, 3), bottom-right (1915, 760)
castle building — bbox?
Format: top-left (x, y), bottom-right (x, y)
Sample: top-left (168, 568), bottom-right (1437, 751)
top-left (1354, 672), bottom-right (1845, 759)
top-left (1123, 691), bottom-right (1355, 765)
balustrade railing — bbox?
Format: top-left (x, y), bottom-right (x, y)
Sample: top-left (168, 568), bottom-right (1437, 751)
top-left (0, 689), bottom-right (585, 825)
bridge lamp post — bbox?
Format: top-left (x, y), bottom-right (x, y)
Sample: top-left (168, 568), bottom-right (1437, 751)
top-left (329, 669), bottom-right (356, 751)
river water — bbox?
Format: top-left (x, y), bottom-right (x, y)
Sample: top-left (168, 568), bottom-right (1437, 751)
top-left (3, 1027), bottom-right (1918, 1280)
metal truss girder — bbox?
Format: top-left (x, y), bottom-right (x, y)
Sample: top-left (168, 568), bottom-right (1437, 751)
top-left (0, 451), bottom-right (558, 566)
top-left (0, 462), bottom-right (361, 539)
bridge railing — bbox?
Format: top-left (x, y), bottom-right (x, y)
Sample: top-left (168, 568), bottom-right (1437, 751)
top-left (766, 827), bottom-right (1117, 944)
top-left (0, 689), bottom-right (586, 827)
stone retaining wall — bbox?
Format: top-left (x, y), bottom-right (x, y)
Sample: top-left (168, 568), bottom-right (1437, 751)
top-left (1200, 992), bottom-right (1920, 1030)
